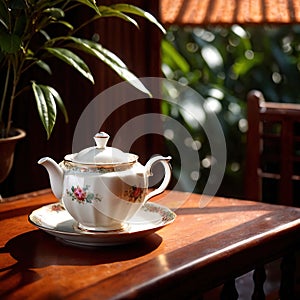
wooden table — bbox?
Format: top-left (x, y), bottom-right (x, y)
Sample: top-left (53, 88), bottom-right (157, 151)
top-left (1, 190), bottom-right (300, 299)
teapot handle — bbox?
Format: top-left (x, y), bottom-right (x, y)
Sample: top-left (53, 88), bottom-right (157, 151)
top-left (144, 156), bottom-right (172, 202)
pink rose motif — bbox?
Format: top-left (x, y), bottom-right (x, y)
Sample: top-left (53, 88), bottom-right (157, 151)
top-left (133, 187), bottom-right (142, 199)
top-left (73, 186), bottom-right (86, 202)
top-left (66, 185), bottom-right (101, 204)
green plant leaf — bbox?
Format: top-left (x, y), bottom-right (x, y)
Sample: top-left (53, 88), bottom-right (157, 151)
top-left (75, 0), bottom-right (100, 15)
top-left (232, 52), bottom-right (264, 76)
top-left (39, 29), bottom-right (51, 41)
top-left (97, 6), bottom-right (138, 27)
top-left (43, 8), bottom-right (65, 19)
top-left (35, 16), bottom-right (57, 32)
top-left (44, 47), bottom-right (94, 83)
top-left (0, 32), bottom-right (21, 54)
top-left (66, 37), bottom-right (151, 96)
top-left (31, 81), bottom-right (57, 139)
top-left (161, 39), bottom-right (190, 73)
top-left (0, 18), bottom-right (7, 31)
top-left (35, 60), bottom-right (52, 75)
top-left (68, 37), bottom-right (127, 67)
top-left (31, 0), bottom-right (65, 14)
top-left (56, 20), bottom-right (74, 30)
top-left (46, 86), bottom-right (69, 123)
top-left (110, 3), bottom-right (166, 34)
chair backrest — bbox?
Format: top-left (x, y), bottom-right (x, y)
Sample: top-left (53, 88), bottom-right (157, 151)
top-left (245, 90), bottom-right (300, 206)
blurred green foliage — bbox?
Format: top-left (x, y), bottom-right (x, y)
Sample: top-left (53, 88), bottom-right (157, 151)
top-left (161, 25), bottom-right (300, 198)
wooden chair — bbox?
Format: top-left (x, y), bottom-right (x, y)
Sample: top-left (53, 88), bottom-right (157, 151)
top-left (242, 90), bottom-right (300, 299)
top-left (245, 90), bottom-right (300, 207)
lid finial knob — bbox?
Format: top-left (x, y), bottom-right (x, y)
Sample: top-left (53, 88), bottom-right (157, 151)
top-left (94, 132), bottom-right (110, 149)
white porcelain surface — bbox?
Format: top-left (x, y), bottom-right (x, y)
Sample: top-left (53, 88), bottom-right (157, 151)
top-left (29, 202), bottom-right (176, 247)
top-left (61, 168), bottom-right (148, 231)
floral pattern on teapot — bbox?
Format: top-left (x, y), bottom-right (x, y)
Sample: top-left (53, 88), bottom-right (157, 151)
top-left (124, 186), bottom-right (146, 203)
top-left (65, 184), bottom-right (146, 205)
top-left (66, 185), bottom-right (102, 204)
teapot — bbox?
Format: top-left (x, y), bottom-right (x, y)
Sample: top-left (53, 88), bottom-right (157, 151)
top-left (38, 132), bottom-right (172, 232)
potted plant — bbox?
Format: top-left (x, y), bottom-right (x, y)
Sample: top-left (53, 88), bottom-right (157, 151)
top-left (0, 0), bottom-right (165, 183)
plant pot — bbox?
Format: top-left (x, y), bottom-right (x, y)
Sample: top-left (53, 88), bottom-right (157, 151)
top-left (0, 128), bottom-right (26, 183)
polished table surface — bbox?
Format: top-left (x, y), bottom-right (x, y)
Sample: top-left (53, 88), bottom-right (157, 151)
top-left (1, 190), bottom-right (300, 299)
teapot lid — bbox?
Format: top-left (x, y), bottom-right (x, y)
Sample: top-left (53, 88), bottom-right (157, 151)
top-left (64, 132), bottom-right (138, 165)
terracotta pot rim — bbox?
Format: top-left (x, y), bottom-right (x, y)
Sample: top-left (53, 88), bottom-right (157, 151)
top-left (0, 128), bottom-right (26, 142)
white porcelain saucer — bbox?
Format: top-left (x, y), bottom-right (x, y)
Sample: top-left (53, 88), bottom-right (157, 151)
top-left (28, 202), bottom-right (176, 247)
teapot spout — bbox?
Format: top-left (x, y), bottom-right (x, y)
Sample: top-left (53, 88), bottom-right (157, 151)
top-left (38, 157), bottom-right (63, 200)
